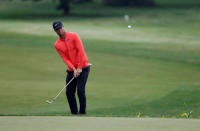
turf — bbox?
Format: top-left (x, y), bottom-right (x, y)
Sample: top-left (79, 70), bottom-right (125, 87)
top-left (1, 116), bottom-right (200, 131)
top-left (0, 0), bottom-right (200, 118)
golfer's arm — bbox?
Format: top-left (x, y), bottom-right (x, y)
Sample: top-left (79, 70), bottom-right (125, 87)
top-left (55, 48), bottom-right (75, 69)
top-left (74, 34), bottom-right (84, 69)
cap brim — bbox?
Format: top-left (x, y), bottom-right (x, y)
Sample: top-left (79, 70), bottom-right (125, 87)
top-left (54, 26), bottom-right (62, 30)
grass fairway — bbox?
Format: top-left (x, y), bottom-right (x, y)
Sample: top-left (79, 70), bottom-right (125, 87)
top-left (0, 116), bottom-right (200, 131)
top-left (0, 0), bottom-right (200, 119)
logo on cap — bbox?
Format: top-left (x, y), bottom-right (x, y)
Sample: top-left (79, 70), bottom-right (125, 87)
top-left (53, 21), bottom-right (63, 30)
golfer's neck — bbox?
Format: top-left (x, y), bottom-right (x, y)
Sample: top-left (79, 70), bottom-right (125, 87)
top-left (60, 33), bottom-right (65, 40)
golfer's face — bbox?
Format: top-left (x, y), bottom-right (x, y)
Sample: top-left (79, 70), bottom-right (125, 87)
top-left (55, 27), bottom-right (64, 36)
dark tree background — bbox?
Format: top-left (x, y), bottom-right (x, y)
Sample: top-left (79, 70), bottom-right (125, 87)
top-left (57, 0), bottom-right (93, 15)
top-left (103, 0), bottom-right (155, 6)
top-left (18, 0), bottom-right (156, 15)
top-left (57, 0), bottom-right (71, 15)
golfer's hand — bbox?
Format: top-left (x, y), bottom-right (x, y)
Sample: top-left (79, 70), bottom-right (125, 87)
top-left (77, 68), bottom-right (82, 74)
top-left (73, 69), bottom-right (78, 78)
top-left (73, 68), bottom-right (82, 78)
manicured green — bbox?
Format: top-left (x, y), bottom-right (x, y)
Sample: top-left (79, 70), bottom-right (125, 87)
top-left (0, 1), bottom-right (200, 118)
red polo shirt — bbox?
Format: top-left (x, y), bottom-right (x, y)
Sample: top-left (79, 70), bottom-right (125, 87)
top-left (54, 32), bottom-right (89, 71)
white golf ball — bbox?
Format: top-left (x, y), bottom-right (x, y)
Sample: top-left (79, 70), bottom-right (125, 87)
top-left (128, 25), bottom-right (132, 29)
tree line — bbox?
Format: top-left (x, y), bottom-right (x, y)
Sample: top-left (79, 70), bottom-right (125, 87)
top-left (15, 0), bottom-right (156, 15)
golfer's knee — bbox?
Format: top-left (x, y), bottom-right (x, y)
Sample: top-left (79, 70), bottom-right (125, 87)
top-left (77, 88), bottom-right (85, 95)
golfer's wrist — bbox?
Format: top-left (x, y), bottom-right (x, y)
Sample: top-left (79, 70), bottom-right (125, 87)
top-left (77, 68), bottom-right (82, 72)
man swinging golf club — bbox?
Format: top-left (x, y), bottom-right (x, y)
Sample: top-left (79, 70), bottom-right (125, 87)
top-left (53, 21), bottom-right (90, 114)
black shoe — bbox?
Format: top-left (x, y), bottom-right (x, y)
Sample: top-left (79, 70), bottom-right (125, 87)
top-left (71, 112), bottom-right (78, 115)
top-left (79, 112), bottom-right (86, 115)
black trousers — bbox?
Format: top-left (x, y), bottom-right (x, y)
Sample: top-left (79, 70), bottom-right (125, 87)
top-left (66, 66), bottom-right (90, 114)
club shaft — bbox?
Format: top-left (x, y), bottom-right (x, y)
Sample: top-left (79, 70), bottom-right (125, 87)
top-left (53, 77), bottom-right (74, 100)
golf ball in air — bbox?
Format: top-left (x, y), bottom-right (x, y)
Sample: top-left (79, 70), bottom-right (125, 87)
top-left (128, 25), bottom-right (132, 29)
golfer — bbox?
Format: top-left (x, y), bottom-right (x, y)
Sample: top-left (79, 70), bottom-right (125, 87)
top-left (53, 21), bottom-right (90, 114)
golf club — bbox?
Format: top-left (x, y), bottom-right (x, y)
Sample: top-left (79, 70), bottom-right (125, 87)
top-left (46, 77), bottom-right (74, 104)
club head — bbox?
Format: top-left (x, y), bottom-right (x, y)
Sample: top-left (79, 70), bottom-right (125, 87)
top-left (46, 100), bottom-right (53, 104)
